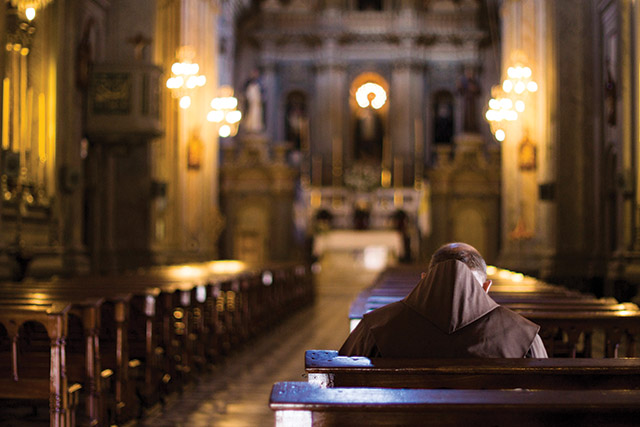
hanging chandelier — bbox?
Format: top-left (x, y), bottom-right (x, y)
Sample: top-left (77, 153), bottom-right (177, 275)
top-left (207, 85), bottom-right (241, 137)
top-left (166, 46), bottom-right (206, 109)
top-left (485, 54), bottom-right (538, 142)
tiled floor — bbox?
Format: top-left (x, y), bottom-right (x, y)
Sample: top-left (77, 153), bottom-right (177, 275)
top-left (139, 253), bottom-right (382, 426)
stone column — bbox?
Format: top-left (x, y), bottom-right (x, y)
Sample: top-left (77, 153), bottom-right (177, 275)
top-left (314, 37), bottom-right (346, 186)
top-left (390, 38), bottom-right (423, 186)
top-left (57, 0), bottom-right (89, 275)
top-left (261, 51), bottom-right (278, 140)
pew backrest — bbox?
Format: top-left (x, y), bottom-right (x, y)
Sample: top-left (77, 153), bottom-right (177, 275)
top-left (270, 381), bottom-right (640, 427)
top-left (305, 350), bottom-right (640, 389)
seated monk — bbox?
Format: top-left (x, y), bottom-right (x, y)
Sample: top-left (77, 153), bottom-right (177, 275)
top-left (340, 242), bottom-right (548, 358)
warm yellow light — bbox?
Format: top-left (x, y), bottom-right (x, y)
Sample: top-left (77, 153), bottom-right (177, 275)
top-left (208, 260), bottom-right (247, 274)
top-left (226, 110), bottom-right (242, 124)
top-left (515, 100), bottom-right (525, 112)
top-left (527, 81), bottom-right (538, 92)
top-left (169, 266), bottom-right (203, 280)
top-left (186, 76), bottom-right (198, 89)
top-left (499, 98), bottom-right (513, 109)
top-left (179, 95), bottom-right (191, 109)
top-left (498, 269), bottom-right (512, 279)
top-left (495, 129), bottom-right (505, 141)
top-left (171, 62), bottom-right (183, 75)
top-left (489, 98), bottom-right (500, 110)
top-left (219, 125), bottom-right (231, 137)
top-left (207, 110), bottom-right (224, 123)
top-left (355, 82), bottom-right (387, 109)
top-left (514, 81), bottom-right (526, 94)
top-left (25, 7), bottom-right (36, 21)
top-left (486, 266), bottom-right (497, 276)
top-left (507, 67), bottom-right (516, 78)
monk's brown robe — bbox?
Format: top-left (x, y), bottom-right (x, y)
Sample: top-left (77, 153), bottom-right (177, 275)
top-left (340, 259), bottom-right (548, 358)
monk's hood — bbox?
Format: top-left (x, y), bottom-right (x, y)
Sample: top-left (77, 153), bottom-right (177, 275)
top-left (403, 259), bottom-right (498, 334)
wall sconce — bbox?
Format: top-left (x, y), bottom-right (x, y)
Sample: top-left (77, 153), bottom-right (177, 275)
top-left (166, 46), bottom-right (206, 109)
top-left (207, 85), bottom-right (241, 137)
top-left (485, 54), bottom-right (538, 142)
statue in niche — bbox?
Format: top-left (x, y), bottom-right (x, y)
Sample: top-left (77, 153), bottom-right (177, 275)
top-left (605, 59), bottom-right (617, 127)
top-left (242, 69), bottom-right (265, 133)
top-left (355, 98), bottom-right (383, 163)
top-left (433, 91), bottom-right (454, 144)
top-left (358, 0), bottom-right (382, 10)
top-left (187, 130), bottom-right (204, 170)
top-left (457, 66), bottom-right (481, 133)
top-left (285, 92), bottom-right (306, 151)
top-left (76, 18), bottom-right (95, 91)
top-left (518, 131), bottom-right (536, 171)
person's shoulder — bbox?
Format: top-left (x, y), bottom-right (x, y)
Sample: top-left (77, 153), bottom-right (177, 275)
top-left (491, 305), bottom-right (540, 338)
top-left (362, 300), bottom-right (408, 328)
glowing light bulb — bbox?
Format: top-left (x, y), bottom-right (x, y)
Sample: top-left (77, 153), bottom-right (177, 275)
top-left (219, 125), bottom-right (231, 137)
top-left (514, 81), bottom-right (526, 94)
top-left (25, 7), bottom-right (36, 21)
top-left (207, 110), bottom-right (224, 122)
top-left (179, 95), bottom-right (191, 109)
top-left (502, 80), bottom-right (513, 93)
top-left (515, 100), bottom-right (525, 112)
top-left (226, 110), bottom-right (242, 123)
top-left (495, 129), bottom-right (505, 141)
top-left (527, 81), bottom-right (538, 92)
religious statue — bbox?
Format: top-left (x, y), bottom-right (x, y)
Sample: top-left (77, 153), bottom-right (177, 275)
top-left (457, 67), bottom-right (481, 133)
top-left (518, 132), bottom-right (537, 171)
top-left (243, 69), bottom-right (265, 133)
top-left (285, 93), bottom-right (306, 150)
top-left (355, 100), bottom-right (383, 162)
top-left (605, 59), bottom-right (617, 127)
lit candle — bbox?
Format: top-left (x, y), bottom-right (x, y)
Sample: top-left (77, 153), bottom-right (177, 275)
top-left (2, 78), bottom-right (9, 150)
top-left (37, 93), bottom-right (45, 186)
top-left (26, 88), bottom-right (33, 181)
top-left (414, 118), bottom-right (423, 188)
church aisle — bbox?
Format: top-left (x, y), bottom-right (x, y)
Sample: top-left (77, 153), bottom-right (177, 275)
top-left (139, 254), bottom-right (383, 426)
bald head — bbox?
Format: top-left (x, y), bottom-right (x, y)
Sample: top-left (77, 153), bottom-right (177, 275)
top-left (429, 242), bottom-right (487, 284)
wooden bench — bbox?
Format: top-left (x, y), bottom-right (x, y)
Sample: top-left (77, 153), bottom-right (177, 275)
top-left (349, 266), bottom-right (640, 357)
top-left (0, 302), bottom-right (83, 427)
top-left (0, 294), bottom-right (115, 426)
top-left (305, 350), bottom-right (640, 389)
top-left (270, 381), bottom-right (640, 426)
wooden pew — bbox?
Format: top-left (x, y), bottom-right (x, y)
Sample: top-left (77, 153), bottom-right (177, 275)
top-left (0, 294), bottom-right (113, 426)
top-left (304, 350), bottom-right (640, 389)
top-left (0, 260), bottom-right (313, 425)
top-left (0, 282), bottom-right (139, 423)
top-left (349, 267), bottom-right (640, 357)
top-left (269, 382), bottom-right (640, 426)
top-left (0, 302), bottom-right (82, 427)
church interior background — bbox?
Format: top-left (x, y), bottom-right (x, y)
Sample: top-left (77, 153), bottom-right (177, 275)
top-left (1, 0), bottom-right (640, 303)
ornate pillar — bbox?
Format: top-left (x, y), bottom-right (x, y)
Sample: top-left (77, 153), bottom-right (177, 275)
top-left (314, 37), bottom-right (346, 186)
top-left (260, 53), bottom-right (278, 140)
top-left (390, 38), bottom-right (423, 186)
